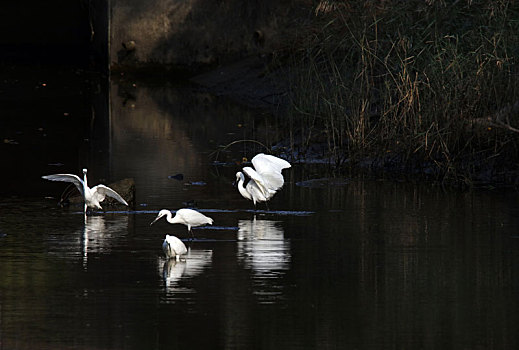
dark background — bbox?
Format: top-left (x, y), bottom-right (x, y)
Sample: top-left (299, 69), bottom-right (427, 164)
top-left (0, 1), bottom-right (107, 69)
top-left (0, 1), bottom-right (110, 197)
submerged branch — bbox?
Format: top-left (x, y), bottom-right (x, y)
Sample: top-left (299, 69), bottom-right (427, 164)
top-left (211, 139), bottom-right (271, 162)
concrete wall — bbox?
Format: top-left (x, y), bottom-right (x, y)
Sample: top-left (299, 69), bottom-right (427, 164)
top-left (110, 0), bottom-right (310, 71)
top-left (0, 0), bottom-right (309, 72)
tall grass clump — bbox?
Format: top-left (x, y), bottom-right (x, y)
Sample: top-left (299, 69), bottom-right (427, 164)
top-left (286, 0), bottom-right (519, 183)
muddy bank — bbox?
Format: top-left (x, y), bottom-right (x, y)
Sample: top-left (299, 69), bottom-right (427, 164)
top-left (190, 56), bottom-right (519, 189)
top-left (354, 154), bottom-right (519, 189)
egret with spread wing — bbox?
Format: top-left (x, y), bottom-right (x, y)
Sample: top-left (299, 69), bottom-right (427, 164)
top-left (235, 153), bottom-right (291, 207)
top-left (42, 168), bottom-right (128, 214)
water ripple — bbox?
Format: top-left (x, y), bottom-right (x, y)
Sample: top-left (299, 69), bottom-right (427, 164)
top-left (81, 208), bottom-right (315, 216)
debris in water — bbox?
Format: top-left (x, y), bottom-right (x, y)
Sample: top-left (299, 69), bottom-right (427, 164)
top-left (185, 181), bottom-right (206, 186)
top-left (168, 173), bottom-right (184, 181)
top-left (296, 178), bottom-right (349, 188)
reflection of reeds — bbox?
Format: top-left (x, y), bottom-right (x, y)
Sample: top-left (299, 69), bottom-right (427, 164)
top-left (285, 0), bottom-right (519, 183)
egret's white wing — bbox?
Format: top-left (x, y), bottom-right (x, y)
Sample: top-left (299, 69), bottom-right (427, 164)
top-left (169, 235), bottom-right (188, 255)
top-left (246, 180), bottom-right (272, 203)
top-left (258, 171), bottom-right (286, 191)
top-left (251, 154), bottom-right (291, 190)
top-left (251, 154), bottom-right (291, 174)
top-left (41, 174), bottom-right (84, 196)
top-left (242, 167), bottom-right (271, 198)
top-left (91, 184), bottom-right (128, 206)
top-left (176, 209), bottom-right (214, 226)
top-left (163, 235), bottom-right (188, 257)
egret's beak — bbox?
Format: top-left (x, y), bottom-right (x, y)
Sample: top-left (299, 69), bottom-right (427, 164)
top-left (150, 216), bottom-right (161, 226)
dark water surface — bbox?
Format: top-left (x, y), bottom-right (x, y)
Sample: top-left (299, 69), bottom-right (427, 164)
top-left (1, 73), bottom-right (519, 349)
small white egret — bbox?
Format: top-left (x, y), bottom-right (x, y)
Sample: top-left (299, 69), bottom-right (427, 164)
top-left (162, 235), bottom-right (188, 261)
top-left (42, 168), bottom-right (129, 214)
top-left (150, 208), bottom-right (214, 239)
top-left (235, 153), bottom-right (291, 206)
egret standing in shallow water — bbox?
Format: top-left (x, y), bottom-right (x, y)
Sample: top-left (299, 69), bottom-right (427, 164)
top-left (42, 168), bottom-right (129, 214)
top-left (150, 208), bottom-right (214, 239)
top-left (162, 235), bottom-right (188, 261)
top-left (235, 153), bottom-right (291, 207)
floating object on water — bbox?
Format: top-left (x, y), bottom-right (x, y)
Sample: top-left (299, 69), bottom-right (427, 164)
top-left (235, 153), bottom-right (291, 206)
top-left (162, 235), bottom-right (188, 261)
top-left (150, 208), bottom-right (214, 239)
top-left (168, 173), bottom-right (184, 181)
top-left (182, 200), bottom-right (197, 208)
top-left (185, 181), bottom-right (206, 186)
top-left (296, 178), bottom-right (349, 188)
top-left (42, 168), bottom-right (129, 214)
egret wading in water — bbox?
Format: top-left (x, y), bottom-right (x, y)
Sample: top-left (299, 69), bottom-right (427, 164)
top-left (150, 208), bottom-right (214, 239)
top-left (162, 235), bottom-right (188, 261)
top-left (235, 153), bottom-right (291, 208)
top-left (42, 168), bottom-right (129, 214)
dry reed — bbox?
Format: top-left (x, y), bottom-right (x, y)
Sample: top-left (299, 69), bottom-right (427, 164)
top-left (284, 0), bottom-right (519, 184)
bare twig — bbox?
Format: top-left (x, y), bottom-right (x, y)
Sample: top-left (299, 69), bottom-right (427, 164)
top-left (210, 139), bottom-right (271, 163)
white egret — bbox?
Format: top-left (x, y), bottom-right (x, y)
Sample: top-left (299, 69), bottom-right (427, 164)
top-left (162, 235), bottom-right (188, 261)
top-left (42, 168), bottom-right (129, 214)
top-left (235, 153), bottom-right (291, 206)
top-left (150, 208), bottom-right (214, 239)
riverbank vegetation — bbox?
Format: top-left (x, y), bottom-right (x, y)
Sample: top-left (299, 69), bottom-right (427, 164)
top-left (283, 0), bottom-right (519, 185)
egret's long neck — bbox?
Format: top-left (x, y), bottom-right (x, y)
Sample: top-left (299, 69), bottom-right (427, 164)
top-left (81, 172), bottom-right (90, 213)
top-left (83, 172), bottom-right (89, 193)
top-left (237, 175), bottom-right (252, 200)
top-left (166, 211), bottom-right (180, 224)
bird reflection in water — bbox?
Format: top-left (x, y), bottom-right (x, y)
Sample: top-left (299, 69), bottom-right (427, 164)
top-left (237, 218), bottom-right (291, 302)
top-left (159, 248), bottom-right (213, 299)
top-left (81, 215), bottom-right (129, 269)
